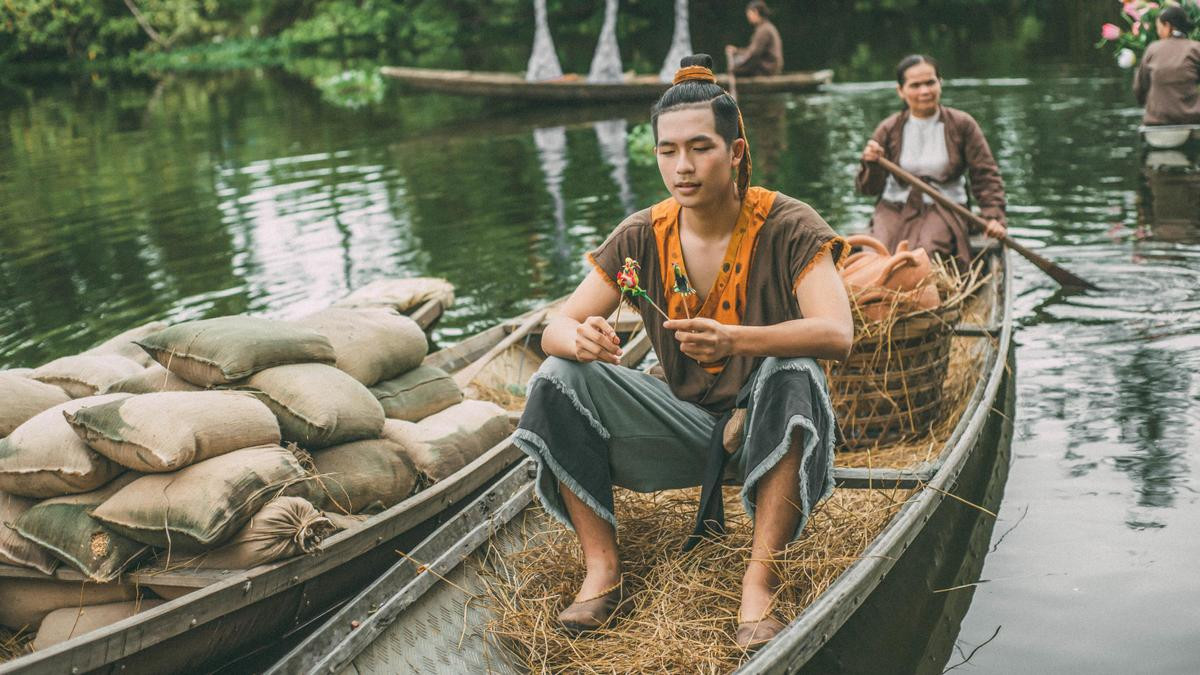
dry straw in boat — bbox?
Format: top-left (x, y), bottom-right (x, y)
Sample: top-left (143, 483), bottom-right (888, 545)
top-left (475, 485), bottom-right (912, 673)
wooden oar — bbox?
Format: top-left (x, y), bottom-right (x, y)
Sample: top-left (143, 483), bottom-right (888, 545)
top-left (875, 156), bottom-right (1100, 291)
top-left (453, 308), bottom-right (548, 389)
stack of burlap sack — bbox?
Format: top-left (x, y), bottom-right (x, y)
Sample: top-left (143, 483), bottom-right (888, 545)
top-left (0, 278), bottom-right (515, 649)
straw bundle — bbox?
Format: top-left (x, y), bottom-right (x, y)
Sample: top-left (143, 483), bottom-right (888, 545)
top-left (828, 261), bottom-right (989, 455)
top-left (0, 628), bottom-right (31, 663)
top-left (477, 485), bottom-right (912, 673)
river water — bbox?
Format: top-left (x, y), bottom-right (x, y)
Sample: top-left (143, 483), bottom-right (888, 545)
top-left (1, 68), bottom-right (1197, 672)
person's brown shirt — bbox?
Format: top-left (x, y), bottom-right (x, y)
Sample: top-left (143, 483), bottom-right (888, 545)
top-left (855, 105), bottom-right (1007, 225)
top-left (588, 189), bottom-right (845, 413)
top-left (733, 20), bottom-right (783, 76)
top-left (1134, 37), bottom-right (1200, 125)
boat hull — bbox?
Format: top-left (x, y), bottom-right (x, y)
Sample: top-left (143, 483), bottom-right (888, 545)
top-left (380, 67), bottom-right (834, 102)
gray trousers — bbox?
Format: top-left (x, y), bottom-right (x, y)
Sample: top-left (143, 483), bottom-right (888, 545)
top-left (513, 356), bottom-right (837, 541)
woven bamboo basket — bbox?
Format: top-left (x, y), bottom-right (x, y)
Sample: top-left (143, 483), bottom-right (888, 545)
top-left (827, 277), bottom-right (962, 452)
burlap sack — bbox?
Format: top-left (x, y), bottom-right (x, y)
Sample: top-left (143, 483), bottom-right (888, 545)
top-left (134, 316), bottom-right (336, 387)
top-left (65, 391), bottom-right (281, 473)
top-left (30, 355), bottom-right (144, 398)
top-left (0, 492), bottom-right (58, 575)
top-left (0, 372), bottom-right (71, 437)
top-left (334, 277), bottom-right (455, 314)
top-left (0, 394), bottom-right (130, 498)
top-left (310, 439), bottom-right (418, 514)
top-left (15, 474), bottom-right (148, 582)
top-left (0, 579), bottom-right (139, 631)
top-left (103, 363), bottom-right (202, 394)
top-left (382, 400), bottom-right (513, 482)
top-left (295, 308), bottom-right (427, 387)
top-left (83, 321), bottom-right (168, 368)
top-left (91, 445), bottom-right (308, 552)
top-left (370, 365), bottom-right (463, 422)
top-left (32, 599), bottom-right (166, 650)
top-left (243, 364), bottom-right (384, 449)
top-left (186, 496), bottom-right (333, 569)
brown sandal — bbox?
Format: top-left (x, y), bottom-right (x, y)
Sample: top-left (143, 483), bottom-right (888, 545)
top-left (558, 579), bottom-right (627, 635)
top-left (734, 611), bottom-right (786, 651)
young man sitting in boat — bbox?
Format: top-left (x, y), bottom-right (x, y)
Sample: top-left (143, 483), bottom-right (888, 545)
top-left (513, 54), bottom-right (853, 649)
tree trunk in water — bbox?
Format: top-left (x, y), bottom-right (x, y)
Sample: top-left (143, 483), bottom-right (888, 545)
top-left (526, 0), bottom-right (563, 81)
top-left (533, 126), bottom-right (570, 261)
top-left (594, 119), bottom-right (636, 216)
top-left (588, 0), bottom-right (623, 83)
top-left (658, 0), bottom-right (692, 82)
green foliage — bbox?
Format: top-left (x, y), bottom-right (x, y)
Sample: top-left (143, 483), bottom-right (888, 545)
top-left (1097, 0), bottom-right (1200, 64)
top-left (627, 122), bottom-right (656, 168)
top-left (314, 68), bottom-right (385, 108)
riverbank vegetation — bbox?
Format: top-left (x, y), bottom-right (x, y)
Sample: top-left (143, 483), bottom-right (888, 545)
top-left (2, 1), bottom-right (1125, 80)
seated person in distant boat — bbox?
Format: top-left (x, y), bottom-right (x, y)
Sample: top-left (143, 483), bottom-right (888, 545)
top-left (724, 1), bottom-right (784, 77)
top-left (1134, 6), bottom-right (1200, 126)
top-left (858, 55), bottom-right (1008, 273)
top-left (513, 53), bottom-right (852, 650)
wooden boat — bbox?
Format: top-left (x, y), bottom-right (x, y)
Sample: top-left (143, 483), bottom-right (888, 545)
top-left (0, 296), bottom-right (590, 674)
top-left (380, 66), bottom-right (833, 102)
top-left (264, 242), bottom-right (1015, 673)
top-left (1140, 123), bottom-right (1200, 149)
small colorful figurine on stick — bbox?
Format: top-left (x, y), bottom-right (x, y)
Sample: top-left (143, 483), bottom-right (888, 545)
top-left (672, 263), bottom-right (696, 319)
top-left (613, 257), bottom-right (669, 338)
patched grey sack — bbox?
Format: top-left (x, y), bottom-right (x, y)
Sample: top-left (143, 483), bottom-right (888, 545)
top-left (103, 363), bottom-right (202, 394)
top-left (0, 394), bottom-right (130, 498)
top-left (296, 308), bottom-right (427, 386)
top-left (90, 445), bottom-right (308, 552)
top-left (0, 372), bottom-right (71, 437)
top-left (14, 474), bottom-right (148, 583)
top-left (382, 400), bottom-right (513, 482)
top-left (31, 355), bottom-right (144, 398)
top-left (0, 491), bottom-right (58, 575)
top-left (65, 391), bottom-right (281, 472)
top-left (242, 364), bottom-right (384, 449)
top-left (370, 365), bottom-right (463, 422)
top-left (134, 316), bottom-right (336, 387)
top-left (310, 439), bottom-right (418, 514)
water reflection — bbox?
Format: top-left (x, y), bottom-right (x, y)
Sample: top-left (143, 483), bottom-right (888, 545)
top-left (593, 119), bottom-right (636, 216)
top-left (1137, 157), bottom-right (1200, 242)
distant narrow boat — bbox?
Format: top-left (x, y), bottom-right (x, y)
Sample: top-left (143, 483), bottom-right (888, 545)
top-left (380, 66), bottom-right (834, 101)
top-left (1140, 124), bottom-right (1200, 149)
top-left (265, 242), bottom-right (1016, 674)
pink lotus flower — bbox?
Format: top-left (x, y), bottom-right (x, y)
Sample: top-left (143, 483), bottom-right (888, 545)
top-left (1123, 3), bottom-right (1143, 19)
top-left (1101, 23), bottom-right (1122, 40)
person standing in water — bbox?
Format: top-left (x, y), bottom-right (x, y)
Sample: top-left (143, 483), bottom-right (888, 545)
top-left (724, 1), bottom-right (783, 77)
top-left (1134, 6), bottom-right (1200, 126)
top-left (514, 54), bottom-right (851, 650)
top-left (858, 55), bottom-right (1008, 273)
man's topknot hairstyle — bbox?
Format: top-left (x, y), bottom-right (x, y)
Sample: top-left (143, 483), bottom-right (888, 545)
top-left (651, 54), bottom-right (751, 196)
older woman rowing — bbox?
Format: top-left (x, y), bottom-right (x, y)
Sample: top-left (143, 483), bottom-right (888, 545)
top-left (857, 55), bottom-right (1008, 272)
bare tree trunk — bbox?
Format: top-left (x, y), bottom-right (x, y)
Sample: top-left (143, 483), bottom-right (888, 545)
top-left (658, 0), bottom-right (692, 82)
top-left (588, 0), bottom-right (623, 83)
top-left (123, 0), bottom-right (171, 49)
top-left (526, 0), bottom-right (563, 81)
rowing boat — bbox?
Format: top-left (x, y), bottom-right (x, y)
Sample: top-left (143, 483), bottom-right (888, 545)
top-left (265, 241), bottom-right (1015, 673)
top-left (379, 66), bottom-right (833, 102)
top-left (0, 297), bottom-right (573, 674)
